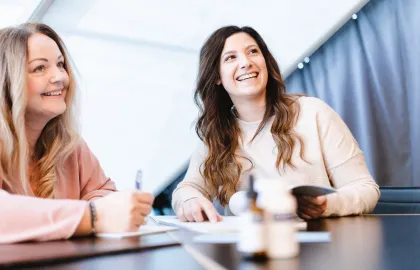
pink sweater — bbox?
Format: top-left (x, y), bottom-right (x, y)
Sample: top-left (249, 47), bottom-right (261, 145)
top-left (0, 139), bottom-right (117, 244)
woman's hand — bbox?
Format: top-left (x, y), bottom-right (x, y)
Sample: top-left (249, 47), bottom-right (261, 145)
top-left (93, 191), bottom-right (154, 233)
top-left (296, 195), bottom-right (327, 220)
top-left (177, 197), bottom-right (222, 223)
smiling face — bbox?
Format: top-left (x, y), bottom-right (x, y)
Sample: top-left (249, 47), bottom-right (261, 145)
top-left (218, 32), bottom-right (268, 103)
top-left (25, 33), bottom-right (69, 123)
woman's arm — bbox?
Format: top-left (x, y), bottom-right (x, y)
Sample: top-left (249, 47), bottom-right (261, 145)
top-left (73, 203), bottom-right (92, 236)
top-left (313, 98), bottom-right (380, 216)
top-left (323, 154), bottom-right (380, 216)
top-left (0, 140), bottom-right (116, 244)
top-left (172, 141), bottom-right (216, 213)
top-left (0, 190), bottom-right (88, 244)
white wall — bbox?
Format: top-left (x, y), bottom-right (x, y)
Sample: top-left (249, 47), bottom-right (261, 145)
top-left (39, 0), bottom-right (369, 194)
top-left (0, 0), bottom-right (45, 28)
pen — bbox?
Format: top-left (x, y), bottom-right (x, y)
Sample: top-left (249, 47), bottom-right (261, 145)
top-left (135, 170), bottom-right (142, 191)
top-left (136, 170), bottom-right (149, 224)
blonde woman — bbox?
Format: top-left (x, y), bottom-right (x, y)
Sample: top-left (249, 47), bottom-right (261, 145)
top-left (0, 23), bottom-right (153, 244)
top-left (172, 26), bottom-right (380, 222)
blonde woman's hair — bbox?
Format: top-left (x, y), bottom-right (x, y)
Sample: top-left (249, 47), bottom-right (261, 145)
top-left (0, 23), bottom-right (80, 198)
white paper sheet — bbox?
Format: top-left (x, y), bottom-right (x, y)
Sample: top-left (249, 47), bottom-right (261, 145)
top-left (154, 216), bottom-right (307, 233)
top-left (96, 225), bottom-right (178, 239)
top-left (193, 232), bottom-right (331, 244)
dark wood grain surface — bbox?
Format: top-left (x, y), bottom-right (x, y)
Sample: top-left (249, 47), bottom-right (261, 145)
top-left (0, 232), bottom-right (180, 268)
top-left (2, 215), bottom-right (420, 270)
top-left (165, 215), bottom-right (420, 270)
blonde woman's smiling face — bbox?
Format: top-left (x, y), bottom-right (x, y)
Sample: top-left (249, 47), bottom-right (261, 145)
top-left (26, 33), bottom-right (69, 121)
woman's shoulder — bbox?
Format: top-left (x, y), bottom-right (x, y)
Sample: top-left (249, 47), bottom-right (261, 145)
top-left (62, 137), bottom-right (102, 172)
top-left (290, 95), bottom-right (347, 133)
top-left (295, 96), bottom-right (339, 119)
top-left (63, 137), bottom-right (91, 162)
top-left (296, 96), bottom-right (332, 112)
top-left (75, 138), bottom-right (98, 160)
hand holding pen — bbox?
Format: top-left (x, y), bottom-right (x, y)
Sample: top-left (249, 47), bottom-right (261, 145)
top-left (91, 185), bottom-right (154, 234)
top-left (136, 169), bottom-right (152, 224)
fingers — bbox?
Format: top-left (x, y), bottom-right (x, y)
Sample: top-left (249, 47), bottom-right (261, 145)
top-left (297, 196), bottom-right (327, 210)
top-left (135, 203), bottom-right (153, 216)
top-left (127, 211), bottom-right (145, 231)
top-left (297, 197), bottom-right (322, 212)
top-left (297, 204), bottom-right (320, 220)
top-left (297, 211), bottom-right (312, 220)
top-left (297, 195), bottom-right (327, 220)
top-left (129, 203), bottom-right (151, 230)
top-left (184, 201), bottom-right (195, 222)
top-left (178, 198), bottom-right (222, 223)
top-left (190, 201), bottom-right (204, 222)
top-left (299, 205), bottom-right (322, 217)
top-left (134, 192), bottom-right (154, 205)
top-left (131, 194), bottom-right (153, 226)
top-left (177, 205), bottom-right (187, 222)
top-left (200, 199), bottom-right (220, 223)
top-left (303, 195), bottom-right (326, 206)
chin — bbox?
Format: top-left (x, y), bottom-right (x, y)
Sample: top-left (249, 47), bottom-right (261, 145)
top-left (239, 88), bottom-right (264, 97)
top-left (48, 106), bottom-right (67, 119)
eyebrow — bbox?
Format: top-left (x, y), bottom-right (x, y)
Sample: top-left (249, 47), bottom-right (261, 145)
top-left (221, 44), bottom-right (258, 58)
top-left (28, 55), bottom-right (64, 64)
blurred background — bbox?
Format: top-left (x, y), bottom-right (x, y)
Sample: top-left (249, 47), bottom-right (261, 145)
top-left (2, 0), bottom-right (420, 214)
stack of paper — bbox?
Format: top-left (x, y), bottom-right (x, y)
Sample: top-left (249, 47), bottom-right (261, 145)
top-left (193, 232), bottom-right (331, 244)
top-left (154, 216), bottom-right (307, 233)
top-left (96, 225), bottom-right (178, 239)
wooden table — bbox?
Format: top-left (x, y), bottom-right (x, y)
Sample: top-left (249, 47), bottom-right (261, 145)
top-left (2, 215), bottom-right (420, 269)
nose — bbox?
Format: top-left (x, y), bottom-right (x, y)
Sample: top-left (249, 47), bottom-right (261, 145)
top-left (239, 55), bottom-right (252, 69)
top-left (49, 66), bottom-right (66, 85)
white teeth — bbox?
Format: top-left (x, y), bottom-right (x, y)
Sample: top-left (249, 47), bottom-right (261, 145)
top-left (43, 90), bottom-right (62, 96)
top-left (237, 72), bottom-right (258, 81)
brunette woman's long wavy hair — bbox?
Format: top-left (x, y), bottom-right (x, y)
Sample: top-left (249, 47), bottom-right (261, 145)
top-left (194, 26), bottom-right (305, 206)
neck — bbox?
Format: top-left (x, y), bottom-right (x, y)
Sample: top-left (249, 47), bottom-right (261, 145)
top-left (25, 114), bottom-right (49, 152)
top-left (231, 94), bottom-right (266, 122)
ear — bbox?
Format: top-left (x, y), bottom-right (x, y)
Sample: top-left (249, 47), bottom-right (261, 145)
top-left (216, 79), bottom-right (221, 85)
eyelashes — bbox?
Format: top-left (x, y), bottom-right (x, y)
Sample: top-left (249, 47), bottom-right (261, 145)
top-left (32, 61), bottom-right (66, 73)
top-left (33, 65), bottom-right (45, 73)
top-left (249, 48), bottom-right (259, 54)
top-left (224, 55), bottom-right (236, 62)
top-left (223, 48), bottom-right (260, 62)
